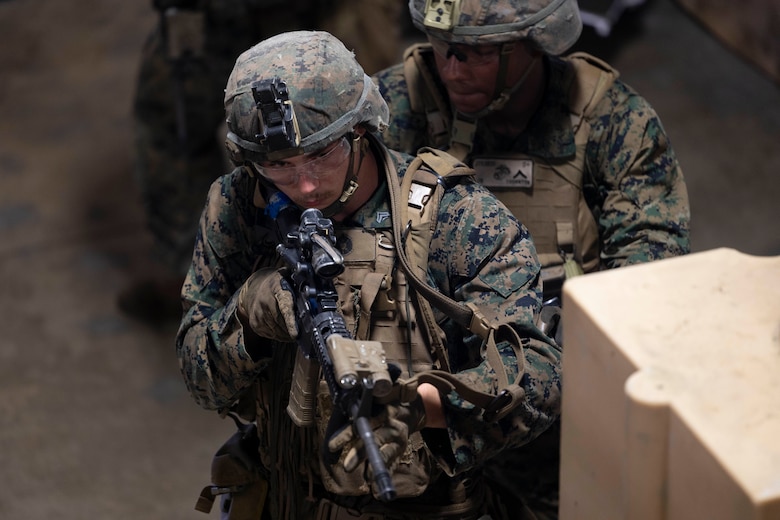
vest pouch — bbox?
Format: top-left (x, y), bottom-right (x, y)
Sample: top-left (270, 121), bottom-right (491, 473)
top-left (475, 152), bottom-right (597, 300)
top-left (195, 415), bottom-right (268, 520)
top-left (334, 228), bottom-right (384, 334)
top-left (482, 158), bottom-right (581, 258)
top-left (315, 382), bottom-right (433, 500)
top-left (335, 228), bottom-right (435, 375)
top-left (216, 478), bottom-right (268, 520)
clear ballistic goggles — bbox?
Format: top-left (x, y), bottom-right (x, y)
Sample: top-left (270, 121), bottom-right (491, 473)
top-left (254, 137), bottom-right (351, 187)
top-left (427, 35), bottom-right (503, 66)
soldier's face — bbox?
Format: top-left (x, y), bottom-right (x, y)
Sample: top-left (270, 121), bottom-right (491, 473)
top-left (430, 38), bottom-right (537, 114)
top-left (255, 138), bottom-right (352, 210)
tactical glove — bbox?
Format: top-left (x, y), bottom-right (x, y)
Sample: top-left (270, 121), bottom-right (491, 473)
top-left (237, 268), bottom-right (298, 342)
top-left (327, 397), bottom-right (427, 473)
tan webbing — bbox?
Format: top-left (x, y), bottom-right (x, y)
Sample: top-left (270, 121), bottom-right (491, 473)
top-left (385, 146), bottom-right (553, 421)
top-left (566, 52), bottom-right (619, 127)
top-left (403, 44), bottom-right (452, 149)
top-left (356, 271), bottom-right (387, 340)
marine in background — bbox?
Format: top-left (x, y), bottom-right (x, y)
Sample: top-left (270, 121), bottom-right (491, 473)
top-left (372, 1), bottom-right (691, 517)
top-left (374, 0), bottom-right (690, 302)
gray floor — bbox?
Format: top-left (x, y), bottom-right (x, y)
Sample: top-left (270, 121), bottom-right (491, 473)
top-left (0, 0), bottom-right (777, 518)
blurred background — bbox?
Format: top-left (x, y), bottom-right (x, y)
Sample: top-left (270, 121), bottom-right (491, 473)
top-left (0, 0), bottom-right (778, 518)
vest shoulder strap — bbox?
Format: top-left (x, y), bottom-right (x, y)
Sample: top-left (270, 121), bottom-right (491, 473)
top-left (565, 52), bottom-right (619, 121)
top-left (401, 147), bottom-right (477, 349)
top-left (405, 147), bottom-right (473, 247)
top-left (402, 43), bottom-right (451, 147)
top-left (383, 145), bottom-right (555, 421)
top-left (398, 146), bottom-right (553, 343)
top-left (404, 48), bottom-right (618, 129)
top-left (402, 43), bottom-right (429, 115)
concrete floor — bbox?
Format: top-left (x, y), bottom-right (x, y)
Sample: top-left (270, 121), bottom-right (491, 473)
top-left (0, 0), bottom-right (777, 518)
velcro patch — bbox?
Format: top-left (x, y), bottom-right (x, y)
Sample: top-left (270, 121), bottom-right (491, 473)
top-left (473, 157), bottom-right (534, 189)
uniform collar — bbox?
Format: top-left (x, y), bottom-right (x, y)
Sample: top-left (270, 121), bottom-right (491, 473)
top-left (340, 178), bottom-right (391, 229)
top-left (476, 56), bottom-right (577, 160)
top-left (335, 134), bottom-right (401, 230)
top-left (524, 56), bottom-right (577, 158)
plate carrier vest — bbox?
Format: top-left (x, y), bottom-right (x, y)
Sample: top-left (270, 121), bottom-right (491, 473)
top-left (402, 44), bottom-right (618, 296)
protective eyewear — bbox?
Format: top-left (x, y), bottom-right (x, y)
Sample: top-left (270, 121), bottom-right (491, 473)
top-left (254, 138), bottom-right (351, 187)
top-left (427, 36), bottom-right (502, 66)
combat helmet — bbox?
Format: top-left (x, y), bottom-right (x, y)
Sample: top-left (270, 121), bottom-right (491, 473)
top-left (223, 31), bottom-right (389, 215)
top-left (224, 30), bottom-right (389, 165)
top-left (409, 0), bottom-right (582, 56)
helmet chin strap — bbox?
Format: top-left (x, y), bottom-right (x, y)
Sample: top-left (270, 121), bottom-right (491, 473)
top-left (447, 47), bottom-right (539, 158)
top-left (319, 133), bottom-right (364, 218)
top-left (462, 46), bottom-right (539, 119)
top-left (447, 47), bottom-right (539, 161)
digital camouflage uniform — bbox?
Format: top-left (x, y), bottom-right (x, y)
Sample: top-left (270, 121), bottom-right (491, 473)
top-left (176, 31), bottom-right (562, 519)
top-left (375, 53), bottom-right (690, 271)
top-left (370, 0), bottom-right (691, 517)
top-left (133, 0), bottom-right (403, 274)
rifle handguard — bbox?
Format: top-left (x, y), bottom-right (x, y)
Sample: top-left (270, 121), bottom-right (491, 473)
top-left (287, 337), bottom-right (394, 427)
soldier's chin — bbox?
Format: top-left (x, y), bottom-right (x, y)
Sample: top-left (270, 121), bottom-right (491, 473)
top-left (449, 93), bottom-right (490, 116)
top-left (303, 193), bottom-right (338, 210)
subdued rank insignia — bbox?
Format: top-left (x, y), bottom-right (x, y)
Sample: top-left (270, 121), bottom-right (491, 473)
top-left (473, 157), bottom-right (534, 189)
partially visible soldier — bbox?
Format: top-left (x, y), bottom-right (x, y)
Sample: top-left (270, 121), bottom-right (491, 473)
top-left (371, 0), bottom-right (691, 517)
top-left (121, 0), bottom-right (404, 324)
top-left (177, 30), bottom-right (562, 519)
top-left (373, 0), bottom-right (690, 302)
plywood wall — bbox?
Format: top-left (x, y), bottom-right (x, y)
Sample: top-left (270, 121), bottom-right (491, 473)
top-left (674, 0), bottom-right (780, 85)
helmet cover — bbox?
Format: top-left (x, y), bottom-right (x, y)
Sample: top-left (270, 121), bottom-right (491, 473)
top-left (224, 31), bottom-right (389, 162)
top-left (409, 0), bottom-right (582, 55)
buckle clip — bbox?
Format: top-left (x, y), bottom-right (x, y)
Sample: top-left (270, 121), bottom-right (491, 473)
top-left (482, 389), bottom-right (512, 423)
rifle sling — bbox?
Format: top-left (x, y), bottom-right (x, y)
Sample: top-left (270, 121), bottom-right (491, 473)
top-left (384, 147), bottom-right (535, 422)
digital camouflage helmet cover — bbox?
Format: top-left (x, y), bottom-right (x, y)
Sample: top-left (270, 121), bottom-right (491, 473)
top-left (410, 0), bottom-right (583, 56)
top-left (224, 31), bottom-right (389, 164)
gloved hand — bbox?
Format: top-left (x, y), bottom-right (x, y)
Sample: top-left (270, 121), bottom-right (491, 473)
top-left (237, 268), bottom-right (298, 342)
top-left (327, 397), bottom-right (427, 473)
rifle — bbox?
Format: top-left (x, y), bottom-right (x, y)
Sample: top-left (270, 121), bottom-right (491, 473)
top-left (275, 206), bottom-right (398, 502)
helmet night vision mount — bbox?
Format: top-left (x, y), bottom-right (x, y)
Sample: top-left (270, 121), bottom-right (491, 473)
top-left (250, 77), bottom-right (301, 155)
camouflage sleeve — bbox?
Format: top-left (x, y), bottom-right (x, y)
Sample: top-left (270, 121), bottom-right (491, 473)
top-left (372, 64), bottom-right (429, 154)
top-left (175, 173), bottom-right (269, 411)
top-left (586, 80), bottom-right (691, 268)
top-left (426, 179), bottom-right (562, 475)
